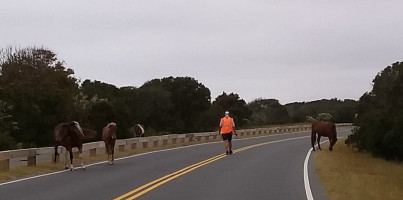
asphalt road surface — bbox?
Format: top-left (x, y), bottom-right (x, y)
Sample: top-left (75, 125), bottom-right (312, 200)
top-left (0, 128), bottom-right (351, 200)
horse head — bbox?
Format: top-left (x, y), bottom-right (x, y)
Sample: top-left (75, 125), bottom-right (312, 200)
top-left (134, 124), bottom-right (145, 137)
top-left (70, 121), bottom-right (84, 137)
top-left (107, 122), bottom-right (117, 139)
top-left (329, 125), bottom-right (338, 151)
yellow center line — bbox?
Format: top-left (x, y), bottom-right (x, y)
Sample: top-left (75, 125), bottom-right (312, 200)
top-left (114, 135), bottom-right (310, 200)
top-left (113, 154), bottom-right (226, 200)
top-left (126, 155), bottom-right (226, 200)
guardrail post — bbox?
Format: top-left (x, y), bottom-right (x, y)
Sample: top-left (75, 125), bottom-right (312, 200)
top-left (186, 134), bottom-right (194, 142)
top-left (143, 141), bottom-right (148, 148)
top-left (27, 155), bottom-right (36, 166)
top-left (0, 159), bottom-right (10, 172)
top-left (89, 148), bottom-right (96, 156)
top-left (131, 143), bottom-right (137, 149)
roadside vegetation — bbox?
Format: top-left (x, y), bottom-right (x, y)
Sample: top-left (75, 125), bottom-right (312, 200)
top-left (346, 62), bottom-right (403, 161)
top-left (1, 46), bottom-right (402, 199)
top-left (316, 139), bottom-right (403, 200)
top-left (0, 46), bottom-right (357, 150)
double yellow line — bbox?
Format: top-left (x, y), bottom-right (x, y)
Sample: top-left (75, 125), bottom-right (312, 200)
top-left (114, 135), bottom-right (309, 200)
top-left (113, 154), bottom-right (227, 200)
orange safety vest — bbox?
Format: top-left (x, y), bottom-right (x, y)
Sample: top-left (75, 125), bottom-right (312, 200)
top-left (220, 117), bottom-right (234, 134)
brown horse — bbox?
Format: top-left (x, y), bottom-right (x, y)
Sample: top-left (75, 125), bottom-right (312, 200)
top-left (102, 122), bottom-right (117, 165)
top-left (134, 124), bottom-right (145, 137)
top-left (311, 121), bottom-right (338, 151)
top-left (53, 121), bottom-right (96, 170)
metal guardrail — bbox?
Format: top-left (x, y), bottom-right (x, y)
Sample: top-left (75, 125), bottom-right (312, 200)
top-left (0, 123), bottom-right (352, 171)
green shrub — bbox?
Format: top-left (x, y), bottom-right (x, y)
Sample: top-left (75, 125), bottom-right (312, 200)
top-left (346, 62), bottom-right (403, 161)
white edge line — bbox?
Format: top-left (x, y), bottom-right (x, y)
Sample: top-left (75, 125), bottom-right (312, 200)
top-left (304, 140), bottom-right (328, 200)
top-left (304, 147), bottom-right (314, 200)
top-left (0, 131), bottom-right (311, 186)
top-left (304, 137), bottom-right (343, 200)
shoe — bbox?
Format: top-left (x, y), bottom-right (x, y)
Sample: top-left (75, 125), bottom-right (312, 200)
top-left (226, 151), bottom-right (229, 155)
top-left (229, 150), bottom-right (233, 155)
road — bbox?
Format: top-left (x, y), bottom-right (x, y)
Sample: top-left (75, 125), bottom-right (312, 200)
top-left (0, 128), bottom-right (351, 200)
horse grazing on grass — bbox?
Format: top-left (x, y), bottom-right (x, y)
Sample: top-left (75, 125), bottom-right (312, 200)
top-left (102, 122), bottom-right (117, 165)
top-left (53, 121), bottom-right (97, 170)
top-left (134, 124), bottom-right (145, 137)
top-left (311, 121), bottom-right (338, 151)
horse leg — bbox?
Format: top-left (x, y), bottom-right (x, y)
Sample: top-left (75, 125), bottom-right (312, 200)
top-left (79, 147), bottom-right (85, 170)
top-left (106, 144), bottom-right (112, 165)
top-left (64, 149), bottom-right (69, 169)
top-left (107, 148), bottom-right (110, 165)
top-left (111, 140), bottom-right (116, 164)
top-left (111, 145), bottom-right (115, 165)
top-left (317, 135), bottom-right (322, 150)
top-left (106, 144), bottom-right (111, 164)
top-left (54, 145), bottom-right (59, 163)
top-left (328, 137), bottom-right (333, 151)
top-left (68, 150), bottom-right (74, 171)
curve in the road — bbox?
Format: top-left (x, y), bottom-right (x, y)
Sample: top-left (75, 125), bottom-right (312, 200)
top-left (113, 135), bottom-right (310, 200)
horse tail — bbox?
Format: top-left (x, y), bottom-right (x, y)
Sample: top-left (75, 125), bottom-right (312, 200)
top-left (311, 129), bottom-right (317, 151)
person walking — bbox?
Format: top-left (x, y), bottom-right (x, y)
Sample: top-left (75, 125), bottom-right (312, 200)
top-left (219, 111), bottom-right (236, 155)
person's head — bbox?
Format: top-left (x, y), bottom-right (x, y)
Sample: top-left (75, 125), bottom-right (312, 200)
top-left (225, 111), bottom-right (229, 117)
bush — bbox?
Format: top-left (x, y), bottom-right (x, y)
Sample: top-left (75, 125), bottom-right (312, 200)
top-left (346, 62), bottom-right (403, 161)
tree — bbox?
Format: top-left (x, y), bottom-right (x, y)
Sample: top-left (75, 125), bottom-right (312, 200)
top-left (347, 62), bottom-right (403, 161)
top-left (248, 98), bottom-right (291, 125)
top-left (285, 99), bottom-right (357, 123)
top-left (81, 79), bottom-right (119, 100)
top-left (136, 85), bottom-right (174, 134)
top-left (306, 113), bottom-right (332, 122)
top-left (140, 76), bottom-right (211, 133)
top-left (211, 92), bottom-right (252, 127)
top-left (0, 47), bottom-right (80, 147)
top-left (0, 100), bottom-right (18, 150)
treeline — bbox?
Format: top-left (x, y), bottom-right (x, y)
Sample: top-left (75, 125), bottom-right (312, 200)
top-left (347, 62), bottom-right (403, 161)
top-left (0, 47), bottom-right (357, 150)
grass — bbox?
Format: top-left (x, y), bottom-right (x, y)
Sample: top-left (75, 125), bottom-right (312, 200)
top-left (315, 138), bottom-right (403, 200)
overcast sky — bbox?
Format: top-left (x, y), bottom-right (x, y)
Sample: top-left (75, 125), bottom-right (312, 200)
top-left (1, 0), bottom-right (402, 104)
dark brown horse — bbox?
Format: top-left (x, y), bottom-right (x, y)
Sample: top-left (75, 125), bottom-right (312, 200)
top-left (53, 121), bottom-right (96, 170)
top-left (102, 122), bottom-right (117, 165)
top-left (133, 124), bottom-right (145, 137)
top-left (311, 121), bottom-right (338, 151)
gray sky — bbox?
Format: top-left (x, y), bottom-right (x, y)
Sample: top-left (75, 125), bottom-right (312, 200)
top-left (1, 0), bottom-right (402, 104)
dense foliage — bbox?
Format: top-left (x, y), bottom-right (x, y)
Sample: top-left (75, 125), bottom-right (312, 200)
top-left (0, 47), bottom-right (358, 150)
top-left (0, 47), bottom-right (80, 147)
top-left (285, 98), bottom-right (357, 123)
top-left (248, 98), bottom-right (291, 125)
top-left (347, 62), bottom-right (403, 161)
top-left (0, 100), bottom-right (18, 150)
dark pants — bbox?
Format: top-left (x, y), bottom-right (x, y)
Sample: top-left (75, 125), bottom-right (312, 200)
top-left (221, 132), bottom-right (233, 141)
